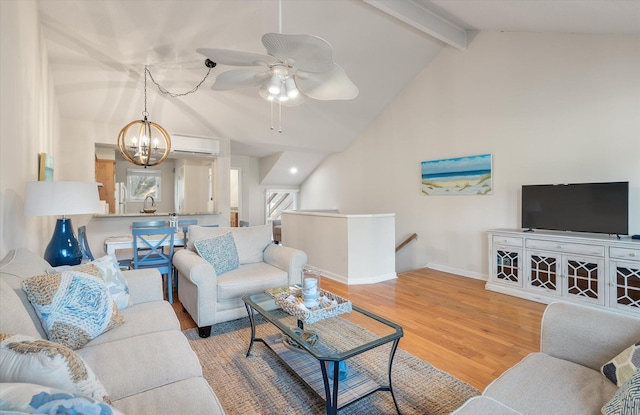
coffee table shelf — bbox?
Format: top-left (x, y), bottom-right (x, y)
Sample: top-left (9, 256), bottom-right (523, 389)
top-left (264, 334), bottom-right (380, 409)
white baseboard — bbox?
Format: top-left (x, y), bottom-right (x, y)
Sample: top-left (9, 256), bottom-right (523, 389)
top-left (424, 263), bottom-right (487, 281)
top-left (317, 268), bottom-right (397, 285)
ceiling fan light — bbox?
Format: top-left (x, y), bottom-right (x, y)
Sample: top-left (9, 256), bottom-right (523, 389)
top-left (285, 77), bottom-right (299, 98)
top-left (267, 75), bottom-right (281, 95)
top-left (278, 90), bottom-right (290, 102)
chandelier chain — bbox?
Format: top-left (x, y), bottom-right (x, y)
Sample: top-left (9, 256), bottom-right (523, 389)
top-left (145, 66), bottom-right (213, 99)
top-left (143, 66), bottom-right (148, 118)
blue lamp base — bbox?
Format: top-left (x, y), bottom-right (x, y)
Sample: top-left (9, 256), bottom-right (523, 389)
top-left (43, 218), bottom-right (83, 267)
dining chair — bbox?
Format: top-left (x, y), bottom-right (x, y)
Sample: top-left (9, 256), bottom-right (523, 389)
top-left (131, 226), bottom-right (175, 303)
top-left (132, 220), bottom-right (166, 228)
top-left (77, 225), bottom-right (94, 261)
top-left (131, 220), bottom-right (168, 256)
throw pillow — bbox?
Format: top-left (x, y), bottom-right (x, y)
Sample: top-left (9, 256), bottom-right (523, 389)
top-left (602, 341), bottom-right (640, 387)
top-left (0, 333), bottom-right (111, 403)
top-left (90, 255), bottom-right (130, 310)
top-left (22, 270), bottom-right (124, 349)
top-left (48, 258), bottom-right (130, 310)
top-left (0, 382), bottom-right (123, 414)
top-left (601, 368), bottom-right (640, 415)
top-left (194, 232), bottom-right (240, 275)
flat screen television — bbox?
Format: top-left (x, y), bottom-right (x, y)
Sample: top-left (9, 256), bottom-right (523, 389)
top-left (521, 182), bottom-right (629, 235)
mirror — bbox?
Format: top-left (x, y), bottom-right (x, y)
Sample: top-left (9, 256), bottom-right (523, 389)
top-left (95, 145), bottom-right (216, 215)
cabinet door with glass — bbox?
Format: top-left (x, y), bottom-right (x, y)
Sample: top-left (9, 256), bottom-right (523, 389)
top-left (491, 246), bottom-right (523, 287)
top-left (562, 255), bottom-right (605, 306)
top-left (526, 250), bottom-right (561, 297)
top-left (610, 260), bottom-right (640, 313)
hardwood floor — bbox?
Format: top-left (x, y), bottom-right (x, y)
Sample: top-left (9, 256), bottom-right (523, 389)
top-left (171, 268), bottom-right (546, 390)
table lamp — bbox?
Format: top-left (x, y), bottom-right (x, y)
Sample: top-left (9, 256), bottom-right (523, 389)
top-left (24, 181), bottom-right (101, 266)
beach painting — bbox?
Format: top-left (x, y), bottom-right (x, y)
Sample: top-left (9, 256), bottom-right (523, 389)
top-left (421, 154), bottom-right (492, 195)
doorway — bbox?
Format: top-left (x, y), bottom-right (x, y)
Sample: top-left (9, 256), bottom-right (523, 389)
top-left (230, 168), bottom-right (242, 226)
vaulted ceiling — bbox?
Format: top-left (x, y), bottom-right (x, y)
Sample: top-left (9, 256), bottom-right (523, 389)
top-left (37, 0), bottom-right (639, 185)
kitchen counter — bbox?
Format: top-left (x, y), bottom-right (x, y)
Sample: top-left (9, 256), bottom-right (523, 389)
top-left (94, 212), bottom-right (222, 218)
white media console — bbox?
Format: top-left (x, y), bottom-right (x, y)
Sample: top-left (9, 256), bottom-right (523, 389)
top-left (487, 228), bottom-right (640, 316)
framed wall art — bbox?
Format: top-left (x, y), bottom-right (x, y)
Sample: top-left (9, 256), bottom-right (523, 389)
top-left (421, 153), bottom-right (492, 195)
top-left (38, 152), bottom-right (54, 181)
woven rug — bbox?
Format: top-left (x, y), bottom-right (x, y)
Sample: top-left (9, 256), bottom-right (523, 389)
top-left (184, 315), bottom-right (479, 415)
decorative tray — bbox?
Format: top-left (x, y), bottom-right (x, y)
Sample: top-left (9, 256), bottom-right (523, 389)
top-left (274, 288), bottom-right (352, 325)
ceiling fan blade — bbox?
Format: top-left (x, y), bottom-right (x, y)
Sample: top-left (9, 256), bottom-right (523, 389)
top-left (197, 48), bottom-right (277, 67)
top-left (212, 69), bottom-right (270, 91)
top-left (262, 33), bottom-right (334, 73)
top-left (296, 64), bottom-right (359, 100)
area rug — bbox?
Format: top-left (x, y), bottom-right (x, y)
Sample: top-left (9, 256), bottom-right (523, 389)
top-left (184, 315), bottom-right (478, 415)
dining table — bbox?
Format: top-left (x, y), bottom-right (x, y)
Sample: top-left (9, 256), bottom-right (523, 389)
top-left (103, 233), bottom-right (185, 256)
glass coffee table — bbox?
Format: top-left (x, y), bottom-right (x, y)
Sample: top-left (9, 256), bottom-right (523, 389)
top-left (242, 291), bottom-right (404, 415)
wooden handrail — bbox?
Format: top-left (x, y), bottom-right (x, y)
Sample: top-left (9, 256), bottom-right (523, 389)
top-left (396, 233), bottom-right (417, 253)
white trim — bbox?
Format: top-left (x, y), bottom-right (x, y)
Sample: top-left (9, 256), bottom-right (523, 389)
top-left (317, 268), bottom-right (397, 285)
top-left (425, 262), bottom-right (487, 280)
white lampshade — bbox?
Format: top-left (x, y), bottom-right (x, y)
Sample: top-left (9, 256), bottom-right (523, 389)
top-left (267, 75), bottom-right (281, 95)
top-left (24, 181), bottom-right (101, 217)
top-left (285, 77), bottom-right (299, 98)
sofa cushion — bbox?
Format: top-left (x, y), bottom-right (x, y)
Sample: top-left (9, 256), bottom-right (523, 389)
top-left (484, 353), bottom-right (617, 415)
top-left (84, 301), bottom-right (180, 347)
top-left (602, 341), bottom-right (640, 387)
top-left (195, 232), bottom-right (240, 275)
top-left (22, 269), bottom-right (124, 349)
top-left (216, 262), bottom-right (288, 302)
top-left (602, 368), bottom-right (640, 415)
top-left (0, 248), bottom-right (52, 278)
top-left (0, 279), bottom-right (41, 339)
top-left (77, 330), bottom-right (203, 401)
top-left (112, 377), bottom-right (225, 415)
top-left (187, 225), bottom-right (272, 264)
top-left (1, 249), bottom-right (55, 339)
top-left (451, 396), bottom-right (521, 415)
top-left (0, 333), bottom-right (111, 402)
top-left (0, 382), bottom-right (124, 415)
top-left (228, 224), bottom-right (272, 264)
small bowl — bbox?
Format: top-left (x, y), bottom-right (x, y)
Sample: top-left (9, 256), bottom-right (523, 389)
top-left (142, 208), bottom-right (157, 214)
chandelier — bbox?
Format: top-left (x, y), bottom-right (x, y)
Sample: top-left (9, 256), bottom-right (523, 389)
top-left (117, 61), bottom-right (215, 167)
top-left (117, 66), bottom-right (171, 167)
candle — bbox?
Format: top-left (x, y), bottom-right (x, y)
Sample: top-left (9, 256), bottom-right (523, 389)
top-left (304, 277), bottom-right (318, 295)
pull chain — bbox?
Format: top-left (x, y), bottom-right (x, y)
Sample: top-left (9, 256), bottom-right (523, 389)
top-left (270, 101), bottom-right (274, 131)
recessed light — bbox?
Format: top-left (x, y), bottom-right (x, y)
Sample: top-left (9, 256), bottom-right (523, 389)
top-left (290, 167), bottom-right (298, 174)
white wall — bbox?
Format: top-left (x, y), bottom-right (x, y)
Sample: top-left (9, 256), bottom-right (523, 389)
top-left (301, 31), bottom-right (640, 279)
top-left (0, 1), bottom-right (61, 259)
top-left (231, 155), bottom-right (267, 227)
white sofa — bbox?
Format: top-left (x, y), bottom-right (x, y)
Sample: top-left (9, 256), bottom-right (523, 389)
top-left (452, 302), bottom-right (640, 415)
top-left (0, 248), bottom-right (225, 414)
top-left (172, 224), bottom-right (307, 338)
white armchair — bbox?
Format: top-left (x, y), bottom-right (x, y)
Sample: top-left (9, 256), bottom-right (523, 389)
top-left (172, 224), bottom-right (307, 337)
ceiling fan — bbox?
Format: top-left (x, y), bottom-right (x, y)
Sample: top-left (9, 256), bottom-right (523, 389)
top-left (196, 32), bottom-right (359, 106)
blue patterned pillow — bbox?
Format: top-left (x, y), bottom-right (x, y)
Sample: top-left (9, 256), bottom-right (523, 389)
top-left (194, 232), bottom-right (240, 275)
top-left (22, 269), bottom-right (124, 349)
top-left (602, 368), bottom-right (640, 415)
top-left (0, 382), bottom-right (124, 414)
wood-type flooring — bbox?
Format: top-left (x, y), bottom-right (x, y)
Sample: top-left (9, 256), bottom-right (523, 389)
top-left (171, 267), bottom-right (546, 390)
